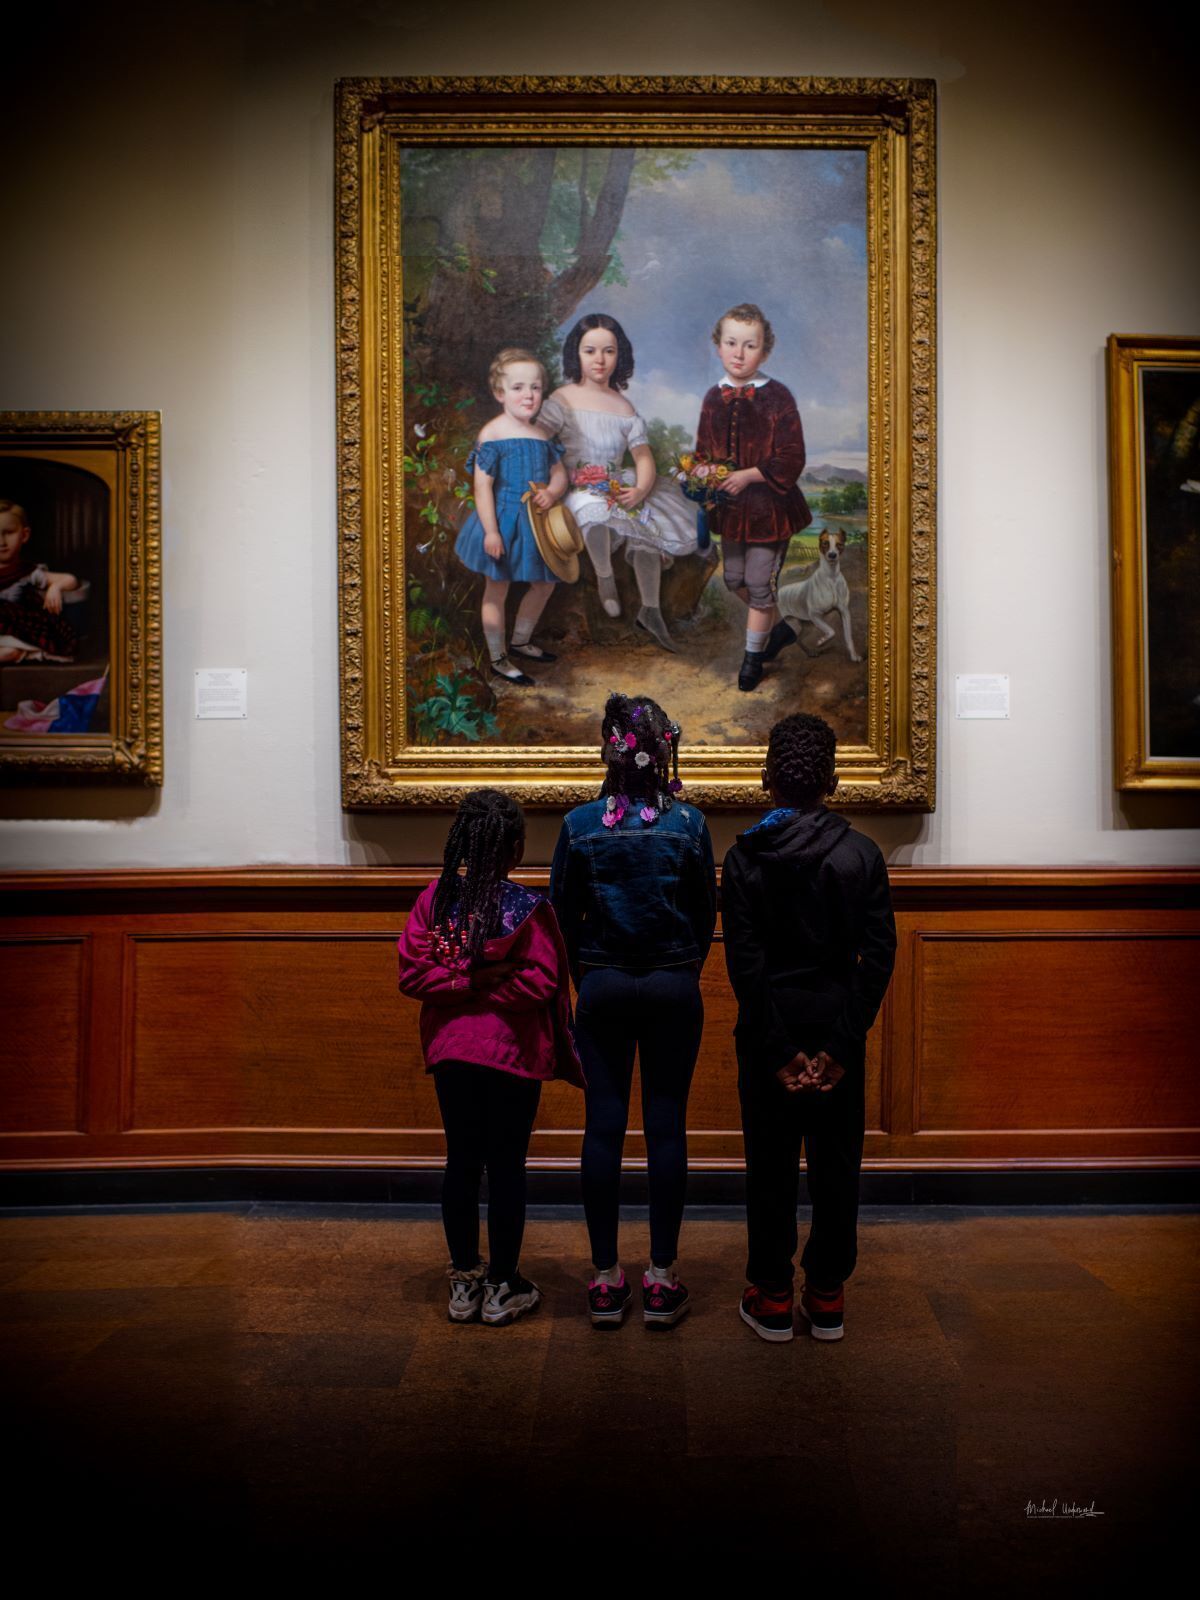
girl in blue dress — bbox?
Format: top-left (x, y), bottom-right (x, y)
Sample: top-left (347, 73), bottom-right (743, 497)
top-left (454, 348), bottom-right (570, 685)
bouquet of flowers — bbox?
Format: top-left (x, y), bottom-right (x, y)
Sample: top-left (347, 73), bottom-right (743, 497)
top-left (571, 461), bottom-right (655, 528)
top-left (674, 451), bottom-right (735, 506)
top-left (673, 451), bottom-right (735, 549)
top-left (571, 461), bottom-right (625, 510)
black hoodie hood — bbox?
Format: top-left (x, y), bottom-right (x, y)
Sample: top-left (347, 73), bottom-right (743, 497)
top-left (736, 805), bottom-right (850, 869)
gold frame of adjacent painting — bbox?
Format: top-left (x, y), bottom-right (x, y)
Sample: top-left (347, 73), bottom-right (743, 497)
top-left (335, 76), bottom-right (937, 810)
top-left (0, 411), bottom-right (163, 785)
top-left (1107, 335), bottom-right (1200, 792)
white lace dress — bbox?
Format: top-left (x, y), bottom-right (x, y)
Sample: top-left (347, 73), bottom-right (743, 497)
top-left (537, 396), bottom-right (698, 566)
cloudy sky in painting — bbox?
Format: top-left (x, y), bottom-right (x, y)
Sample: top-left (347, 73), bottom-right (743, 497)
top-left (561, 148), bottom-right (868, 470)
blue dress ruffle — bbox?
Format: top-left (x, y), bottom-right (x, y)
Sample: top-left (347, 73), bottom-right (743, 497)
top-left (454, 436), bottom-right (566, 583)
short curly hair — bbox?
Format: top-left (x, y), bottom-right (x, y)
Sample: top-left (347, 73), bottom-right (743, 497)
top-left (488, 347), bottom-right (547, 398)
top-left (562, 314), bottom-right (635, 391)
top-left (712, 303), bottom-right (776, 357)
top-left (765, 713), bottom-right (836, 806)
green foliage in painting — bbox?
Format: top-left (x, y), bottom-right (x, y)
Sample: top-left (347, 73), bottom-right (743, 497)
top-left (413, 673), bottom-right (499, 742)
top-left (645, 418), bottom-right (694, 476)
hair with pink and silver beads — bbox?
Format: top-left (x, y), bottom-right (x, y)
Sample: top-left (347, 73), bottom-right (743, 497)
top-left (598, 692), bottom-right (682, 819)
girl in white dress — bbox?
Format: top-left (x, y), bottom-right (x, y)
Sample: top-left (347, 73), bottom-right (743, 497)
top-left (539, 315), bottom-right (698, 653)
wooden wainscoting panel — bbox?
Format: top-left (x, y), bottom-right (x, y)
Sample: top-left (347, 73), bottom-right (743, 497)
top-left (913, 931), bottom-right (1200, 1134)
top-left (1, 867), bottom-right (1198, 1171)
top-left (0, 936), bottom-right (87, 1134)
top-left (128, 933), bottom-right (438, 1132)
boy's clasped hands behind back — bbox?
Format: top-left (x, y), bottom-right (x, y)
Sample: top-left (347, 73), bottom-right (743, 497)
top-left (776, 1051), bottom-right (844, 1094)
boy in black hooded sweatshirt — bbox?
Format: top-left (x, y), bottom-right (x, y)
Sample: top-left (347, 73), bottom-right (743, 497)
top-left (723, 713), bottom-right (896, 1342)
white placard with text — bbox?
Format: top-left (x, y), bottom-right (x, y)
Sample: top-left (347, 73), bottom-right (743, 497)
top-left (955, 673), bottom-right (1010, 719)
top-left (195, 668), bottom-right (248, 720)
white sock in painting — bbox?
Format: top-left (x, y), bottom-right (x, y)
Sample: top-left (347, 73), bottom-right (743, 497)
top-left (483, 623), bottom-right (506, 662)
top-left (583, 525), bottom-right (615, 578)
top-left (746, 627), bottom-right (770, 653)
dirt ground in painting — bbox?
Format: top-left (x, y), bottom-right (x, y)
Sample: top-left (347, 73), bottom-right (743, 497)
top-left (488, 544), bottom-right (870, 749)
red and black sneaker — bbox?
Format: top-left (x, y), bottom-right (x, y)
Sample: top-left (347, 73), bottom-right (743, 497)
top-left (739, 1284), bottom-right (795, 1343)
top-left (588, 1271), bottom-right (632, 1328)
top-left (798, 1280), bottom-right (845, 1341)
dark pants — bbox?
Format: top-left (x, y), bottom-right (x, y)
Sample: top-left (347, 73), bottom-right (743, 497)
top-left (575, 965), bottom-right (704, 1270)
top-left (433, 1061), bottom-right (542, 1283)
top-left (739, 1058), bottom-right (866, 1294)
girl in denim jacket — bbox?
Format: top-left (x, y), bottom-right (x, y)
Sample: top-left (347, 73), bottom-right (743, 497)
top-left (550, 694), bottom-right (717, 1329)
top-left (397, 789), bottom-right (582, 1326)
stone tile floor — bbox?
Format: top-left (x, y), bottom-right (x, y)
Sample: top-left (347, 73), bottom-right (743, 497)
top-left (2, 1204), bottom-right (1195, 1584)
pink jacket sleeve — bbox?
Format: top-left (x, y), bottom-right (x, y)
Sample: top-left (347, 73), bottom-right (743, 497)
top-left (396, 883), bottom-right (473, 1000)
top-left (479, 903), bottom-right (562, 1012)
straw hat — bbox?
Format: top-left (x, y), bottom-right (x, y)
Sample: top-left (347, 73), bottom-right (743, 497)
top-left (523, 483), bottom-right (583, 584)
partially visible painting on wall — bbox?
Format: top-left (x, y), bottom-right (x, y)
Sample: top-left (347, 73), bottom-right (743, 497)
top-left (1107, 336), bottom-right (1200, 790)
top-left (0, 412), bottom-right (162, 783)
top-left (336, 77), bottom-right (937, 809)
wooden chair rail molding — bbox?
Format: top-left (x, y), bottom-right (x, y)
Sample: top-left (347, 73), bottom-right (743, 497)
top-left (2, 867), bottom-right (1199, 1173)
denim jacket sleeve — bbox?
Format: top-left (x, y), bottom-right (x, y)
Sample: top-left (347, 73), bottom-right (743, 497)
top-left (684, 818), bottom-right (718, 965)
top-left (548, 818), bottom-right (582, 982)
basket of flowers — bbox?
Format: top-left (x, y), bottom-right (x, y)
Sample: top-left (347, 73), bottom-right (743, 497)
top-left (673, 451), bottom-right (735, 506)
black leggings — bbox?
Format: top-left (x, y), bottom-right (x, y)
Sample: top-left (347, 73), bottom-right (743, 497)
top-left (575, 966), bottom-right (704, 1270)
top-left (433, 1061), bottom-right (542, 1283)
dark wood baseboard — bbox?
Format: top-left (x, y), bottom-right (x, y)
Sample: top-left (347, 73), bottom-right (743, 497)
top-left (2, 1165), bottom-right (1198, 1210)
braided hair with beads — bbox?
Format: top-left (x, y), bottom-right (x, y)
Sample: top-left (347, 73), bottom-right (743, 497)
top-left (598, 692), bottom-right (683, 827)
top-left (764, 712), bottom-right (837, 807)
top-left (430, 788), bottom-right (526, 969)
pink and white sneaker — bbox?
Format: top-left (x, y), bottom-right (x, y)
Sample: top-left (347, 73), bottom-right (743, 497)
top-left (588, 1270), bottom-right (632, 1328)
top-left (643, 1272), bottom-right (690, 1329)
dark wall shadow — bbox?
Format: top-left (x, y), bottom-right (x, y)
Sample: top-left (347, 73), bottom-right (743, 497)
top-left (345, 802), bottom-right (934, 869)
top-left (0, 786), bottom-right (161, 831)
top-left (1114, 790), bottom-right (1200, 838)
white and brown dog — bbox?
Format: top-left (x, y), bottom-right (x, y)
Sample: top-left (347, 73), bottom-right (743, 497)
top-left (764, 527), bottom-right (861, 662)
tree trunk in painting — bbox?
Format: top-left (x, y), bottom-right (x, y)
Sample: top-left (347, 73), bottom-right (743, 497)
top-left (409, 150), bottom-right (636, 399)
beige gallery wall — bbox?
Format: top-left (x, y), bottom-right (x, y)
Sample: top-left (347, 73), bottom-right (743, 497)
top-left (0, 0), bottom-right (1197, 868)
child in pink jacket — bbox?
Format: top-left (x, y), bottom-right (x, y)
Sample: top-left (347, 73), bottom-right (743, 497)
top-left (397, 788), bottom-right (582, 1326)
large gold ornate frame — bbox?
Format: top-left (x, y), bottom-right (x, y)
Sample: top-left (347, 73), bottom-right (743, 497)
top-left (0, 411), bottom-right (162, 785)
top-left (336, 77), bottom-right (936, 809)
top-left (1107, 334), bottom-right (1200, 792)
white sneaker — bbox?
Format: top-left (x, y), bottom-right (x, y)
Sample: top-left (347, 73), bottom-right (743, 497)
top-left (447, 1262), bottom-right (486, 1323)
top-left (481, 1273), bottom-right (541, 1326)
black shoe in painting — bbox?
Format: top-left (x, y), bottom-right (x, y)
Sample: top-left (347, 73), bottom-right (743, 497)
top-left (489, 656), bottom-right (535, 687)
top-left (509, 642), bottom-right (558, 663)
top-left (737, 651), bottom-right (765, 691)
top-left (761, 620), bottom-right (798, 662)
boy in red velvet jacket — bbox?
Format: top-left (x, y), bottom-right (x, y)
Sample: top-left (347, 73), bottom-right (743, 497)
top-left (694, 303), bottom-right (812, 691)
